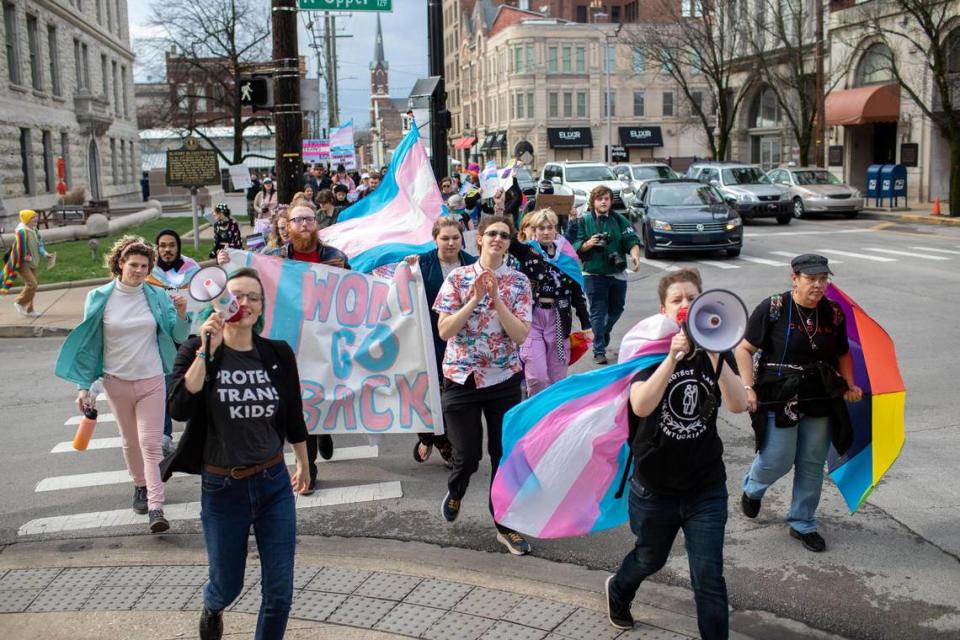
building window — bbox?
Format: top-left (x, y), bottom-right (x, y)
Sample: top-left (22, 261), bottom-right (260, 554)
top-left (20, 128), bottom-right (33, 195)
top-left (106, 0), bottom-right (113, 32)
top-left (663, 91), bottom-right (674, 117)
top-left (547, 46), bottom-right (557, 72)
top-left (47, 25), bottom-right (60, 96)
top-left (625, 1), bottom-right (639, 22)
top-left (575, 46), bottom-right (585, 73)
top-left (517, 93), bottom-right (525, 118)
top-left (854, 43), bottom-right (895, 87)
top-left (42, 130), bottom-right (54, 192)
top-left (682, 0), bottom-right (703, 17)
top-left (576, 91), bottom-right (587, 117)
top-left (119, 139), bottom-right (126, 184)
top-left (110, 138), bottom-right (118, 185)
top-left (100, 54), bottom-right (108, 99)
top-left (632, 49), bottom-right (645, 73)
top-left (633, 90), bottom-right (645, 116)
top-left (548, 92), bottom-right (559, 117)
top-left (115, 0), bottom-right (122, 35)
top-left (603, 44), bottom-right (616, 73)
top-left (82, 43), bottom-right (89, 89)
top-left (563, 92), bottom-right (573, 117)
top-left (611, 6), bottom-right (621, 22)
top-left (691, 90), bottom-right (704, 113)
top-left (749, 86), bottom-right (781, 128)
top-left (177, 85), bottom-right (189, 112)
top-left (576, 5), bottom-right (587, 22)
top-left (604, 90), bottom-right (616, 117)
top-left (4, 3), bottom-right (21, 85)
top-left (26, 14), bottom-right (42, 90)
top-left (61, 132), bottom-right (71, 184)
top-left (562, 46), bottom-right (571, 72)
top-left (112, 60), bottom-right (119, 111)
top-left (514, 46), bottom-right (522, 72)
top-left (948, 28), bottom-right (960, 73)
top-left (527, 92), bottom-right (534, 119)
top-left (96, 0), bottom-right (102, 25)
top-left (120, 64), bottom-right (128, 115)
top-left (525, 44), bottom-right (534, 71)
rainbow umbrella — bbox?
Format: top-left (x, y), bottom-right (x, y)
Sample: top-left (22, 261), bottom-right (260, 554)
top-left (825, 284), bottom-right (906, 512)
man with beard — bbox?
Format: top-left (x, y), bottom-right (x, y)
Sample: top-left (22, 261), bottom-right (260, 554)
top-left (217, 204), bottom-right (349, 495)
top-left (149, 229), bottom-right (201, 455)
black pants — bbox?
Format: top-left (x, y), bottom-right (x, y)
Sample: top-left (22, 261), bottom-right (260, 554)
top-left (443, 373), bottom-right (522, 533)
top-left (305, 434), bottom-right (333, 482)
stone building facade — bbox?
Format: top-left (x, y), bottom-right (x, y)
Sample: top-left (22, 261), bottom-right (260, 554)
top-left (0, 0), bottom-right (140, 226)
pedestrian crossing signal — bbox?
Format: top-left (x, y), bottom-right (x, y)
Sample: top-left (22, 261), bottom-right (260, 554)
top-left (238, 76), bottom-right (270, 110)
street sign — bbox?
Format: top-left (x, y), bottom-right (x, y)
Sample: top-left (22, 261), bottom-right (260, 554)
top-left (166, 139), bottom-right (221, 188)
top-left (298, 0), bottom-right (392, 11)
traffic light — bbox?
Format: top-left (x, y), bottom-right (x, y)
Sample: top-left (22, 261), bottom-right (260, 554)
top-left (237, 76), bottom-right (271, 111)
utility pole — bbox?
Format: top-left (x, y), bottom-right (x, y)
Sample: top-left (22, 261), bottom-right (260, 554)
top-left (427, 0), bottom-right (448, 179)
top-left (324, 12), bottom-right (342, 130)
top-left (814, 0), bottom-right (826, 168)
top-left (272, 0), bottom-right (303, 203)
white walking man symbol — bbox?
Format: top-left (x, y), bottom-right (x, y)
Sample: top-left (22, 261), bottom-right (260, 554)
top-left (240, 83), bottom-right (253, 103)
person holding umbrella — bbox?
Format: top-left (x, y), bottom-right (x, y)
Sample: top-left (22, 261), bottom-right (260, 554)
top-left (735, 254), bottom-right (863, 553)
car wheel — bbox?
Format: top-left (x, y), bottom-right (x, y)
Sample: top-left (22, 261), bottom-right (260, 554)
top-left (792, 198), bottom-right (805, 219)
top-left (777, 214), bottom-right (792, 225)
top-left (643, 230), bottom-right (658, 259)
top-left (843, 210), bottom-right (860, 219)
top-left (726, 248), bottom-right (741, 257)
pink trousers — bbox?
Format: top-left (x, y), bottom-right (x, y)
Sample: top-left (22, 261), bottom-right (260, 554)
top-left (103, 375), bottom-right (166, 511)
top-left (520, 306), bottom-right (570, 396)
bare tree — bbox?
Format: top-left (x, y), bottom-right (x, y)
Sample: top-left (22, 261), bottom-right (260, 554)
top-left (861, 0), bottom-right (960, 215)
top-left (622, 0), bottom-right (755, 160)
top-left (145, 0), bottom-right (273, 166)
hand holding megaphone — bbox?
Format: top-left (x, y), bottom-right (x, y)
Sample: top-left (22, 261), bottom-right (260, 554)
top-left (673, 289), bottom-right (748, 361)
top-left (199, 311), bottom-right (225, 355)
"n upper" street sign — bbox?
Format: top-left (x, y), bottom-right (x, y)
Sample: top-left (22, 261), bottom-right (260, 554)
top-left (298, 0), bottom-right (392, 11)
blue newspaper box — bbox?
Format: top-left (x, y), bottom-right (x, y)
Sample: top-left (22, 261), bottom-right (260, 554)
top-left (866, 164), bottom-right (884, 204)
top-left (880, 164), bottom-right (907, 206)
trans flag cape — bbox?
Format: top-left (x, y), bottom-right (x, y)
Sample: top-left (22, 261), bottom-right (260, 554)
top-left (528, 236), bottom-right (583, 288)
top-left (320, 124), bottom-right (443, 273)
top-left (492, 314), bottom-right (675, 539)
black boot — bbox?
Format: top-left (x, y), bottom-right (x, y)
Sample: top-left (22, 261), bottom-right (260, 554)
top-left (199, 606), bottom-right (223, 640)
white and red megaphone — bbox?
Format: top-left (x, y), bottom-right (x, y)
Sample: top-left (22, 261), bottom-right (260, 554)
top-left (674, 289), bottom-right (748, 360)
top-left (188, 266), bottom-right (243, 323)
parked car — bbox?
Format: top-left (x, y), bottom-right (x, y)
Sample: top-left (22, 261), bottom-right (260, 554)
top-left (687, 162), bottom-right (792, 224)
top-left (515, 166), bottom-right (538, 196)
top-left (630, 179), bottom-right (743, 258)
top-left (540, 161), bottom-right (627, 214)
top-left (767, 167), bottom-right (863, 219)
top-left (613, 163), bottom-right (679, 206)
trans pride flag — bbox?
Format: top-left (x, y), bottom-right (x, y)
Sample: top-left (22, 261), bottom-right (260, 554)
top-left (528, 236), bottom-right (583, 288)
top-left (320, 124), bottom-right (443, 273)
top-left (491, 315), bottom-right (675, 539)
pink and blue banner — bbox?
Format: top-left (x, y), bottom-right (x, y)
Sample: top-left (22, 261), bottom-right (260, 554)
top-left (320, 123), bottom-right (443, 273)
top-left (528, 236), bottom-right (583, 288)
top-left (492, 315), bottom-right (675, 538)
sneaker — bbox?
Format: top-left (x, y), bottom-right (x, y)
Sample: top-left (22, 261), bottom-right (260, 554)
top-left (605, 575), bottom-right (634, 630)
top-left (149, 509), bottom-right (170, 533)
top-left (740, 492), bottom-right (761, 519)
top-left (496, 530), bottom-right (531, 556)
top-left (25, 309), bottom-right (41, 317)
top-left (790, 528), bottom-right (826, 552)
top-left (441, 491), bottom-right (461, 523)
top-left (132, 486), bottom-right (148, 514)
top-left (13, 302), bottom-right (27, 317)
top-left (593, 353), bottom-right (608, 365)
top-left (318, 434), bottom-right (334, 460)
top-left (161, 434), bottom-right (175, 457)
top-left (199, 606), bottom-right (224, 640)
top-left (301, 477), bottom-right (317, 496)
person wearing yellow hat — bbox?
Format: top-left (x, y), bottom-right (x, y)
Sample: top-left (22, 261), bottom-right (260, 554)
top-left (0, 209), bottom-right (53, 316)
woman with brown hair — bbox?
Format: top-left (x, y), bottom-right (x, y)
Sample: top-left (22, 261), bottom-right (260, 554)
top-left (55, 236), bottom-right (189, 533)
top-left (261, 207), bottom-right (290, 257)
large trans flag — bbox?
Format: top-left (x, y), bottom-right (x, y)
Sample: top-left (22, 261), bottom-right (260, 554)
top-left (320, 124), bottom-right (443, 273)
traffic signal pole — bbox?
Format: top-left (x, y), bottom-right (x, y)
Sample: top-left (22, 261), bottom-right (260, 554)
top-left (273, 0), bottom-right (303, 203)
top-left (427, 0), bottom-right (448, 180)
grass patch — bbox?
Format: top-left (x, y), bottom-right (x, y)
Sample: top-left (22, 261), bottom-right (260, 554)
top-left (39, 218), bottom-right (213, 284)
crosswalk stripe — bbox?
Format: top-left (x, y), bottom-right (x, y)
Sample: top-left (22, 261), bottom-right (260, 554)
top-left (819, 249), bottom-right (897, 262)
top-left (639, 258), bottom-right (680, 271)
top-left (696, 260), bottom-right (740, 270)
top-left (51, 433), bottom-right (184, 454)
top-left (737, 256), bottom-right (787, 267)
top-left (862, 247), bottom-right (950, 261)
top-left (909, 246), bottom-right (960, 256)
top-left (35, 445), bottom-right (380, 492)
top-left (65, 413), bottom-right (116, 426)
top-left (768, 251), bottom-right (843, 264)
top-left (18, 481), bottom-right (403, 536)
top-left (748, 229), bottom-right (873, 237)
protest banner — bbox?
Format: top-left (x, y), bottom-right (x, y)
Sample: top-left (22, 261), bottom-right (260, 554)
top-left (229, 164), bottom-right (252, 190)
top-left (480, 160), bottom-right (499, 199)
top-left (228, 249), bottom-right (443, 436)
top-left (303, 139), bottom-right (329, 163)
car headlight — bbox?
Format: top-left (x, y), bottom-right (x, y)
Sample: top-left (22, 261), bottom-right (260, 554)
top-left (736, 192), bottom-right (756, 203)
top-left (779, 191), bottom-right (790, 201)
top-left (652, 220), bottom-right (672, 232)
top-left (725, 217), bottom-right (742, 230)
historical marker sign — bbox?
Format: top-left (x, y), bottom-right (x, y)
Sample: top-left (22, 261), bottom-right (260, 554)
top-left (166, 139), bottom-right (221, 188)
top-left (298, 0), bottom-right (392, 11)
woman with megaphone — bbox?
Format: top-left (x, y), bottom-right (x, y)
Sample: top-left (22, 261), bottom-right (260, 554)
top-left (163, 266), bottom-right (310, 640)
top-left (605, 269), bottom-right (749, 639)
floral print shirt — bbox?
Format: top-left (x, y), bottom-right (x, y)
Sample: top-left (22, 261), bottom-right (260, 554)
top-left (433, 261), bottom-right (533, 388)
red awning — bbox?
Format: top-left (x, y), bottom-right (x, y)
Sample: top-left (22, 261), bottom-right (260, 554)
top-left (452, 136), bottom-right (476, 150)
top-left (825, 83), bottom-right (900, 126)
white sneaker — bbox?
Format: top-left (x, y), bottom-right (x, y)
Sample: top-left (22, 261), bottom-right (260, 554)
top-left (26, 310), bottom-right (41, 317)
top-left (13, 302), bottom-right (27, 317)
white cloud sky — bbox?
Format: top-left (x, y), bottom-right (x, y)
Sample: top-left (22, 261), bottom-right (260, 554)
top-left (127, 2), bottom-right (428, 130)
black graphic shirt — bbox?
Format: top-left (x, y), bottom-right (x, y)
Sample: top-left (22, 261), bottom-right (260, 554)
top-left (204, 346), bottom-right (283, 467)
top-left (628, 350), bottom-right (736, 496)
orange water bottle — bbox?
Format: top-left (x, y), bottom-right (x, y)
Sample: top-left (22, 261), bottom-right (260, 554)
top-left (72, 407), bottom-right (98, 451)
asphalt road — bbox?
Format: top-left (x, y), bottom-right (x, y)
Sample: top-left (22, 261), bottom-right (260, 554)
top-left (1, 216), bottom-right (958, 639)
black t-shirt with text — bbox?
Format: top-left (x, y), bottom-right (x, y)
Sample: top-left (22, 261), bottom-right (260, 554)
top-left (628, 350), bottom-right (736, 496)
top-left (204, 346), bottom-right (283, 468)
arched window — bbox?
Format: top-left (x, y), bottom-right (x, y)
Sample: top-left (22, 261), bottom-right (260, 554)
top-left (947, 28), bottom-right (960, 74)
top-left (749, 87), bottom-right (781, 129)
top-left (855, 43), bottom-right (895, 86)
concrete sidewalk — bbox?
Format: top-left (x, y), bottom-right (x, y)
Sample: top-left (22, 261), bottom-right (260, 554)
top-left (0, 535), bottom-right (839, 640)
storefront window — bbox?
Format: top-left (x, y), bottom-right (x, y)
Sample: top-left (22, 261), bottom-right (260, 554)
top-left (749, 87), bottom-right (781, 129)
top-left (948, 28), bottom-right (960, 74)
top-left (855, 43), bottom-right (894, 87)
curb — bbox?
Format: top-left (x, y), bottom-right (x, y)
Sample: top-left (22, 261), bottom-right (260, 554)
top-left (0, 324), bottom-right (71, 338)
top-left (859, 210), bottom-right (960, 226)
top-left (2, 256), bottom-right (218, 295)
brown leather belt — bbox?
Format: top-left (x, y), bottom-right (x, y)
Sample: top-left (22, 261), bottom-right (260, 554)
top-left (204, 452), bottom-right (284, 480)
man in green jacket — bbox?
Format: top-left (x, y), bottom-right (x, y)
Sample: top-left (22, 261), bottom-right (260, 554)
top-left (573, 186), bottom-right (641, 364)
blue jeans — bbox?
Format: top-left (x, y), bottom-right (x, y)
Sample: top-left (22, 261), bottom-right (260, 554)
top-left (163, 374), bottom-right (173, 438)
top-left (609, 480), bottom-right (728, 640)
top-left (201, 461), bottom-right (296, 640)
top-left (583, 274), bottom-right (627, 356)
top-left (743, 412), bottom-right (831, 534)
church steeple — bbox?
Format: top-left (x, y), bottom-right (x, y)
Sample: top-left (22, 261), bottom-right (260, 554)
top-left (370, 13), bottom-right (388, 71)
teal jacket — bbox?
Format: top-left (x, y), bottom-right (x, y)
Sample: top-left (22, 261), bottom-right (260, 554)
top-left (54, 281), bottom-right (190, 390)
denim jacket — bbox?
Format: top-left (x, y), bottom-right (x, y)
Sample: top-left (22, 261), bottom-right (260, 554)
top-left (54, 280), bottom-right (190, 390)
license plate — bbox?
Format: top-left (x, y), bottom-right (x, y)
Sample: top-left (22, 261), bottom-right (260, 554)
top-left (692, 234), bottom-right (708, 243)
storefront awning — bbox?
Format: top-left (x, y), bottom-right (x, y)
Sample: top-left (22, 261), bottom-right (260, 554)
top-left (452, 136), bottom-right (476, 150)
top-left (547, 127), bottom-right (593, 149)
top-left (480, 134), bottom-right (497, 151)
top-left (494, 132), bottom-right (507, 148)
top-left (825, 83), bottom-right (900, 126)
top-left (618, 126), bottom-right (664, 148)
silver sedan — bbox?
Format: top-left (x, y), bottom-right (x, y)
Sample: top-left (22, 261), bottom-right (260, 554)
top-left (767, 167), bottom-right (863, 219)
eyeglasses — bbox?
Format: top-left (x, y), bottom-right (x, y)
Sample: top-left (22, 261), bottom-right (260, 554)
top-left (483, 230), bottom-right (511, 240)
top-left (234, 293), bottom-right (263, 303)
top-left (798, 273), bottom-right (830, 285)
top-left (289, 216), bottom-right (317, 225)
